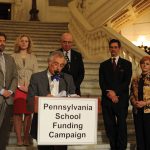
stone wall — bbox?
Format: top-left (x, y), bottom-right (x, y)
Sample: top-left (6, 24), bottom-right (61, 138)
top-left (0, 0), bottom-right (70, 22)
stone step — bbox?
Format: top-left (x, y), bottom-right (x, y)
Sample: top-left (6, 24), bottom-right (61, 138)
top-left (81, 88), bottom-right (100, 97)
top-left (85, 68), bottom-right (99, 75)
top-left (6, 145), bottom-right (36, 150)
top-left (69, 143), bottom-right (136, 150)
top-left (7, 40), bottom-right (60, 44)
top-left (0, 20), bottom-right (68, 28)
top-left (81, 80), bottom-right (99, 88)
top-left (83, 75), bottom-right (99, 81)
top-left (83, 62), bottom-right (100, 69)
top-left (2, 33), bottom-right (67, 39)
top-left (6, 143), bottom-right (136, 150)
top-left (8, 130), bottom-right (136, 145)
top-left (0, 26), bottom-right (68, 31)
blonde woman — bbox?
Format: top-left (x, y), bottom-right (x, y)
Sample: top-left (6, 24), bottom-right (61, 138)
top-left (130, 56), bottom-right (150, 150)
top-left (12, 34), bottom-right (38, 146)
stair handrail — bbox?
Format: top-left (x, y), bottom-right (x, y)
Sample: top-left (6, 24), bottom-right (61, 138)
top-left (74, 0), bottom-right (133, 27)
top-left (68, 0), bottom-right (148, 74)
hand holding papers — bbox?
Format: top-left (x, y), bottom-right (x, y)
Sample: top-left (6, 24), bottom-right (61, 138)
top-left (34, 91), bottom-right (80, 112)
top-left (56, 90), bottom-right (80, 97)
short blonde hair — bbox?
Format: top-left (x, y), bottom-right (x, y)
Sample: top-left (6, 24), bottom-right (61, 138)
top-left (14, 34), bottom-right (33, 54)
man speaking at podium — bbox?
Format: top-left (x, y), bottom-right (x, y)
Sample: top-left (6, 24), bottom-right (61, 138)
top-left (27, 51), bottom-right (75, 150)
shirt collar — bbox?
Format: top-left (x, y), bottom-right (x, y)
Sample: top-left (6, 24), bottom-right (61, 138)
top-left (63, 50), bottom-right (71, 61)
top-left (111, 56), bottom-right (119, 64)
top-left (47, 70), bottom-right (52, 81)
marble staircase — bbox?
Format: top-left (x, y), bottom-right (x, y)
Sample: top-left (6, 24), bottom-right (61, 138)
top-left (0, 20), bottom-right (100, 97)
top-left (0, 20), bottom-right (136, 150)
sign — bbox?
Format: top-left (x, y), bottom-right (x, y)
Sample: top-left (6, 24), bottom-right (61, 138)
top-left (37, 97), bottom-right (98, 145)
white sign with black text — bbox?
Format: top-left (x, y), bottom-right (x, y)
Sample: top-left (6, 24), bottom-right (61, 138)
top-left (37, 97), bottom-right (98, 145)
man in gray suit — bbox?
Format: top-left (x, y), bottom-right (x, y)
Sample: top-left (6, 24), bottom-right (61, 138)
top-left (0, 32), bottom-right (18, 150)
top-left (27, 51), bottom-right (75, 150)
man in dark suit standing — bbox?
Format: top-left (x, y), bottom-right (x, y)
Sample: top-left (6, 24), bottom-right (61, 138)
top-left (0, 32), bottom-right (18, 150)
top-left (58, 32), bottom-right (84, 96)
top-left (99, 39), bottom-right (132, 150)
top-left (27, 51), bottom-right (75, 150)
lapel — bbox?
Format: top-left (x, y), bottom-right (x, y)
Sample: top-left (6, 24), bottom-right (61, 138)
top-left (70, 50), bottom-right (79, 69)
top-left (59, 77), bottom-right (66, 92)
top-left (3, 54), bottom-right (9, 78)
top-left (0, 62), bottom-right (2, 73)
top-left (41, 70), bottom-right (50, 93)
top-left (0, 62), bottom-right (4, 85)
top-left (70, 49), bottom-right (77, 63)
top-left (116, 57), bottom-right (122, 69)
top-left (107, 58), bottom-right (114, 72)
top-left (115, 57), bottom-right (124, 73)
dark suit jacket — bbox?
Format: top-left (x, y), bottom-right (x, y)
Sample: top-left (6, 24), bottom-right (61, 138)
top-left (26, 69), bottom-right (75, 139)
top-left (27, 70), bottom-right (75, 112)
top-left (99, 57), bottom-right (132, 107)
top-left (0, 54), bottom-right (18, 105)
top-left (59, 48), bottom-right (84, 94)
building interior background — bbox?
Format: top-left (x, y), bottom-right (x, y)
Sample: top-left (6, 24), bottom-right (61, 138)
top-left (0, 0), bottom-right (149, 149)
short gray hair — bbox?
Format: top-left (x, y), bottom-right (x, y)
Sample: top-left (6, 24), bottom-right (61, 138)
top-left (48, 51), bottom-right (66, 64)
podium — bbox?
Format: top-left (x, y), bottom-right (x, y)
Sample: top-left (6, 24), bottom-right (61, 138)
top-left (35, 97), bottom-right (98, 145)
top-left (34, 96), bottom-right (39, 113)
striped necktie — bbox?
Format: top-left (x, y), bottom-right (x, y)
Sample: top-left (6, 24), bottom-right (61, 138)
top-left (65, 51), bottom-right (69, 63)
top-left (64, 51), bottom-right (70, 72)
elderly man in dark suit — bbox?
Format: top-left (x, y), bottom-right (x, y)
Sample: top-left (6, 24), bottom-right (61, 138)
top-left (58, 32), bottom-right (84, 96)
top-left (27, 51), bottom-right (75, 150)
top-left (0, 32), bottom-right (18, 150)
top-left (99, 39), bottom-right (132, 150)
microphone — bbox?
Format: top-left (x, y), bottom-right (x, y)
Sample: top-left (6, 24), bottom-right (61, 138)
top-left (51, 70), bottom-right (62, 81)
top-left (54, 70), bottom-right (59, 76)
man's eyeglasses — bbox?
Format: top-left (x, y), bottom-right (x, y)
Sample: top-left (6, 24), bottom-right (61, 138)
top-left (109, 46), bottom-right (119, 49)
top-left (62, 41), bottom-right (72, 45)
top-left (52, 62), bottom-right (65, 68)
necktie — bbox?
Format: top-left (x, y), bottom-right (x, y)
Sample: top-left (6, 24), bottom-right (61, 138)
top-left (51, 74), bottom-right (61, 81)
top-left (64, 51), bottom-right (70, 72)
top-left (112, 57), bottom-right (116, 71)
top-left (65, 51), bottom-right (69, 63)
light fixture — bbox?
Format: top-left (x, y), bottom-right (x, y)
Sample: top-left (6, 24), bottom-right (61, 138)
top-left (132, 35), bottom-right (150, 55)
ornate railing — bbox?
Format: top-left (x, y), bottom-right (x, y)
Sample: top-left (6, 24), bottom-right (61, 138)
top-left (75, 0), bottom-right (133, 26)
top-left (68, 0), bottom-right (148, 74)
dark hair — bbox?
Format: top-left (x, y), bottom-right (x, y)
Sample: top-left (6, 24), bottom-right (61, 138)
top-left (109, 39), bottom-right (121, 48)
top-left (140, 56), bottom-right (150, 64)
top-left (0, 32), bottom-right (7, 40)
